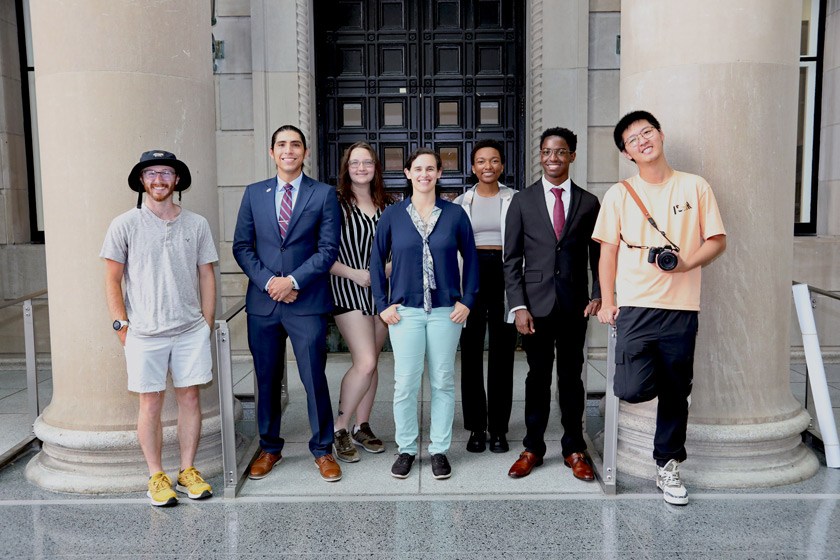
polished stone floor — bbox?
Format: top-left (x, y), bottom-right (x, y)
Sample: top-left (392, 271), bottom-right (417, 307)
top-left (1, 354), bottom-right (840, 558)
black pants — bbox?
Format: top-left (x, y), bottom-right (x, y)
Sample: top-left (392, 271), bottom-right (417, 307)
top-left (460, 250), bottom-right (516, 434)
top-left (614, 307), bottom-right (698, 466)
top-left (522, 304), bottom-right (588, 458)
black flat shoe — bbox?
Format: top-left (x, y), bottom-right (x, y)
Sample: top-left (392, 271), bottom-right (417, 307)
top-left (466, 431), bottom-right (486, 453)
top-left (489, 433), bottom-right (509, 453)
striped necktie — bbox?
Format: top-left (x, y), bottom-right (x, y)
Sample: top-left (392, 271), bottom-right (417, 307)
top-left (278, 183), bottom-right (293, 238)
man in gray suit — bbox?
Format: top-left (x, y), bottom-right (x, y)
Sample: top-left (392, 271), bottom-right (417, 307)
top-left (504, 127), bottom-right (601, 480)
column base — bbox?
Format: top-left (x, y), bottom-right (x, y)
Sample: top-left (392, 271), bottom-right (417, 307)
top-left (613, 400), bottom-right (819, 488)
top-left (25, 412), bottom-right (227, 494)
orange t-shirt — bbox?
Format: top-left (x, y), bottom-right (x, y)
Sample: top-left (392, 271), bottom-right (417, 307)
top-left (592, 171), bottom-right (726, 311)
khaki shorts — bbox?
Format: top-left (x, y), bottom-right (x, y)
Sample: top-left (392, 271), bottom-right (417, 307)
top-left (124, 321), bottom-right (212, 393)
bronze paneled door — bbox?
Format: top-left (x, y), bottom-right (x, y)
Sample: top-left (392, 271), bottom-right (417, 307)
top-left (315, 0), bottom-right (524, 197)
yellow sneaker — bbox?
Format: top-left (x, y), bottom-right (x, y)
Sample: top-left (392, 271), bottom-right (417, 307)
top-left (147, 472), bottom-right (178, 507)
top-left (176, 466), bottom-right (213, 500)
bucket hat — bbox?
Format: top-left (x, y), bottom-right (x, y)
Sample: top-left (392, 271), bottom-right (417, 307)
top-left (127, 150), bottom-right (192, 193)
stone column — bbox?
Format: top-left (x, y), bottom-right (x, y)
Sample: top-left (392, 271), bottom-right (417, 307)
top-left (616, 0), bottom-right (818, 487)
top-left (25, 1), bottom-right (222, 493)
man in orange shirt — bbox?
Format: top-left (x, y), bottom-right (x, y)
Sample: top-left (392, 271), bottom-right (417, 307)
top-left (592, 111), bottom-right (727, 505)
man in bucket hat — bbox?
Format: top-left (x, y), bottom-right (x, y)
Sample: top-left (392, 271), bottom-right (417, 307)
top-left (100, 150), bottom-right (219, 506)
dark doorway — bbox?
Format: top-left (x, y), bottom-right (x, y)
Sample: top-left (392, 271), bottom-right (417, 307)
top-left (315, 0), bottom-right (524, 197)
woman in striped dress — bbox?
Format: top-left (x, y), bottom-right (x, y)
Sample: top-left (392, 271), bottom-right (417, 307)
top-left (330, 142), bottom-right (391, 463)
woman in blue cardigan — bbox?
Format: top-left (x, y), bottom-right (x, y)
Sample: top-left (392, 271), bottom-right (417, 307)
top-left (370, 147), bottom-right (479, 480)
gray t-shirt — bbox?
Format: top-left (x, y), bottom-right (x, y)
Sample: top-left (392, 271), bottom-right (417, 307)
top-left (100, 206), bottom-right (219, 337)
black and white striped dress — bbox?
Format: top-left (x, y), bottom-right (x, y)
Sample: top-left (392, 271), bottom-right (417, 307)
top-left (330, 205), bottom-right (382, 315)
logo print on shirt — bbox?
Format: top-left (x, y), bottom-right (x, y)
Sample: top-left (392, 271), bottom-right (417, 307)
top-left (672, 202), bottom-right (692, 215)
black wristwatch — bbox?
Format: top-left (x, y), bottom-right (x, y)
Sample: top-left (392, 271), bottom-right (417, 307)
top-left (112, 320), bottom-right (129, 331)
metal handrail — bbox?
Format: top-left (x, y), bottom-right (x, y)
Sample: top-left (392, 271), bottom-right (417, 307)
top-left (213, 297), bottom-right (263, 499)
top-left (0, 290), bottom-right (48, 468)
top-left (792, 281), bottom-right (840, 466)
top-left (793, 281), bottom-right (840, 301)
top-left (0, 288), bottom-right (47, 311)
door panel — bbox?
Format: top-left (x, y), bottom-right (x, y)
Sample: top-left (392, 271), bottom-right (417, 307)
top-left (316, 0), bottom-right (523, 196)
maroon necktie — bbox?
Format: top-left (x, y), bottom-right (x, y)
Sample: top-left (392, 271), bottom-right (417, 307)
top-left (278, 184), bottom-right (293, 238)
top-left (551, 187), bottom-right (565, 240)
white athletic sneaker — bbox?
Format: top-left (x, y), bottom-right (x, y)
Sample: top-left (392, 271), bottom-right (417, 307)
top-left (656, 459), bottom-right (688, 505)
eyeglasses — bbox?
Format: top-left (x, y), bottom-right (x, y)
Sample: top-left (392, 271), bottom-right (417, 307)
top-left (540, 148), bottom-right (571, 158)
top-left (624, 126), bottom-right (657, 149)
top-left (349, 160), bottom-right (375, 169)
top-left (142, 169), bottom-right (176, 180)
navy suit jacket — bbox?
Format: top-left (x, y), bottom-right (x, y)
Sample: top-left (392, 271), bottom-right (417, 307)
top-left (504, 179), bottom-right (601, 317)
top-left (232, 174), bottom-right (341, 317)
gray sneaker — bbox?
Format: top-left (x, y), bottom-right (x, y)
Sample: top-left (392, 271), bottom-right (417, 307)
top-left (352, 423), bottom-right (385, 453)
top-left (391, 453), bottom-right (415, 478)
top-left (431, 453), bottom-right (452, 480)
top-left (333, 428), bottom-right (360, 463)
top-left (656, 459), bottom-right (688, 505)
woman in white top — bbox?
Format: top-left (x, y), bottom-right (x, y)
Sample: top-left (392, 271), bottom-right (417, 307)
top-left (453, 139), bottom-right (517, 454)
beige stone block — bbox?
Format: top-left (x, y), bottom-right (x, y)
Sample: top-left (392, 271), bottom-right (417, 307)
top-left (0, 75), bottom-right (24, 134)
top-left (5, 131), bottom-right (28, 190)
top-left (0, 244), bottom-right (46, 300)
top-left (621, 0), bottom-right (799, 78)
top-left (0, 1), bottom-right (16, 25)
top-left (540, 69), bottom-right (588, 134)
top-left (793, 236), bottom-right (840, 289)
top-left (221, 271), bottom-right (249, 299)
top-left (251, 0), bottom-right (304, 73)
top-left (587, 182), bottom-right (613, 202)
top-left (822, 67), bottom-right (840, 127)
top-left (220, 186), bottom-right (245, 242)
top-left (819, 122), bottom-right (840, 182)
top-left (216, 131), bottom-right (256, 186)
top-left (217, 0), bottom-right (250, 17)
top-left (589, 12), bottom-right (620, 70)
top-left (0, 191), bottom-right (7, 244)
top-left (590, 0), bottom-right (621, 11)
top-left (586, 320), bottom-right (608, 349)
top-left (587, 127), bottom-right (619, 183)
top-left (213, 16), bottom-right (252, 75)
top-left (817, 179), bottom-right (840, 235)
top-left (219, 75), bottom-right (254, 130)
top-left (218, 241), bottom-right (239, 273)
top-left (539, 0), bottom-right (589, 70)
top-left (5, 186), bottom-right (30, 243)
top-left (0, 18), bottom-right (20, 80)
top-left (253, 71), bottom-right (306, 176)
top-left (824, 8), bottom-right (839, 71)
top-left (588, 69), bottom-right (619, 126)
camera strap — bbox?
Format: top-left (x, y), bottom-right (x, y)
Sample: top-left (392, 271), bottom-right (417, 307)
top-left (620, 180), bottom-right (680, 252)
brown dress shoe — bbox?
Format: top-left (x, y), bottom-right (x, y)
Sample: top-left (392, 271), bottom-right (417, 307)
top-left (508, 450), bottom-right (544, 478)
top-left (315, 454), bottom-right (342, 482)
top-left (564, 452), bottom-right (595, 481)
top-left (248, 450), bottom-right (282, 480)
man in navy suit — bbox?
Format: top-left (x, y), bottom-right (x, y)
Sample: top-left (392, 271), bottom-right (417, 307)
top-left (233, 125), bottom-right (343, 482)
top-left (504, 127), bottom-right (601, 481)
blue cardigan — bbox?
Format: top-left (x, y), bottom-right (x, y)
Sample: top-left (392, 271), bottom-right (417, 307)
top-left (371, 198), bottom-right (479, 313)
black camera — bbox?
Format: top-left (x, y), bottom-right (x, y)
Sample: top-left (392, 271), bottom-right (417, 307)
top-left (648, 246), bottom-right (678, 271)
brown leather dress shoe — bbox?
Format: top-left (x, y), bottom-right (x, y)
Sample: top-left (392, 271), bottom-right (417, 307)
top-left (564, 452), bottom-right (595, 481)
top-left (315, 454), bottom-right (342, 482)
top-left (508, 450), bottom-right (544, 478)
top-left (248, 450), bottom-right (282, 480)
